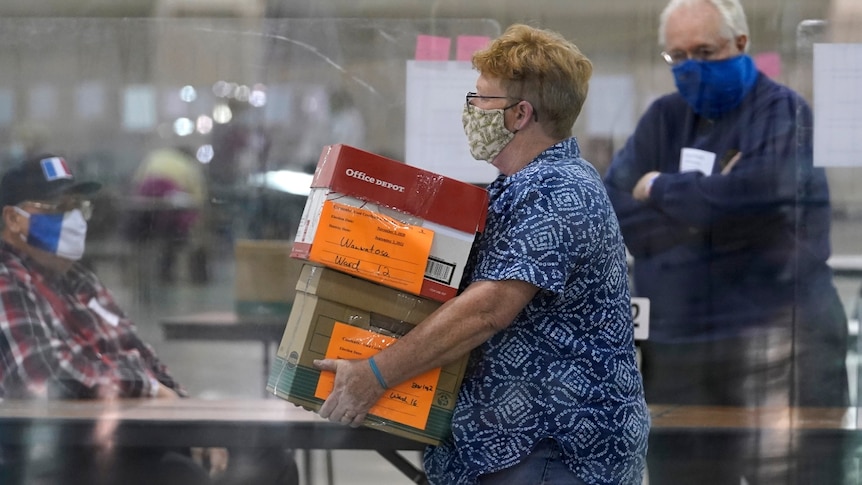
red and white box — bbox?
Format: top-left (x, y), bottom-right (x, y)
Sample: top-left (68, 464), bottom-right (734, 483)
top-left (292, 144), bottom-right (488, 302)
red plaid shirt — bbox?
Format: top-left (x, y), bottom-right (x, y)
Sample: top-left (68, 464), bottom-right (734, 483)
top-left (0, 241), bottom-right (185, 399)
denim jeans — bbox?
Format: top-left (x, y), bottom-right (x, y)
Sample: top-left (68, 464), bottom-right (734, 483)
top-left (477, 438), bottom-right (587, 485)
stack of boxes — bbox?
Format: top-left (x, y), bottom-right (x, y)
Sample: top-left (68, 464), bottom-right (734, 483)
top-left (266, 144), bottom-right (489, 445)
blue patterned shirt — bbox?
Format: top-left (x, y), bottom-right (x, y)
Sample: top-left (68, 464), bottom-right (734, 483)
top-left (423, 138), bottom-right (649, 485)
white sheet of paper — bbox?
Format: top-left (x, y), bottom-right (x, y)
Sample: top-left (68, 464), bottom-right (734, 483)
top-left (813, 43), bottom-right (862, 167)
top-left (679, 148), bottom-right (716, 175)
top-left (88, 298), bottom-right (120, 327)
top-left (122, 84), bottom-right (156, 132)
top-left (586, 74), bottom-right (636, 137)
top-left (631, 297), bottom-right (650, 341)
top-left (405, 60), bottom-right (499, 184)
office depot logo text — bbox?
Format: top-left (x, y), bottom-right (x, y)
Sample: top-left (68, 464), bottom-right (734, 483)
top-left (345, 169), bottom-right (405, 193)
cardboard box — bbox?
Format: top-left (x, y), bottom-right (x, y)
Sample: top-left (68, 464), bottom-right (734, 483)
top-left (292, 144), bottom-right (488, 302)
top-left (266, 264), bottom-right (469, 445)
top-left (234, 240), bottom-right (304, 317)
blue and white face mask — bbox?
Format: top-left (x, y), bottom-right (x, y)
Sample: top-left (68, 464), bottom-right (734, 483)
top-left (14, 207), bottom-right (88, 261)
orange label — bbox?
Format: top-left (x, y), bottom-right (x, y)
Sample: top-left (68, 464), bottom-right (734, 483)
top-left (314, 322), bottom-right (442, 430)
top-left (308, 201), bottom-right (434, 295)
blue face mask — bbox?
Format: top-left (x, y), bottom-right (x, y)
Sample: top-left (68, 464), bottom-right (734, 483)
top-left (14, 207), bottom-right (88, 261)
top-left (672, 54), bottom-right (758, 119)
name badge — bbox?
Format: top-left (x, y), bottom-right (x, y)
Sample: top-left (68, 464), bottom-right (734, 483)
top-left (632, 297), bottom-right (650, 341)
top-left (88, 298), bottom-right (120, 327)
top-left (679, 148), bottom-right (716, 175)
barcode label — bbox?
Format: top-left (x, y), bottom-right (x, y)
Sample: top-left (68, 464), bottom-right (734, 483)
top-left (425, 257), bottom-right (455, 285)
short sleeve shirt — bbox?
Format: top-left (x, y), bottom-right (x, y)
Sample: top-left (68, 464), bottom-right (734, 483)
top-left (423, 138), bottom-right (649, 485)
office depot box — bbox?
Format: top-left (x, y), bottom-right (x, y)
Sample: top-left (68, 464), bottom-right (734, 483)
top-left (234, 240), bottom-right (304, 317)
top-left (292, 144), bottom-right (488, 302)
top-left (266, 264), bottom-right (468, 445)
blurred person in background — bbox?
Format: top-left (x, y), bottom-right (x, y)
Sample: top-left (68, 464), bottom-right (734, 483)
top-left (125, 145), bottom-right (209, 284)
top-left (0, 154), bottom-right (298, 485)
top-left (603, 0), bottom-right (850, 483)
top-left (313, 24), bottom-right (649, 485)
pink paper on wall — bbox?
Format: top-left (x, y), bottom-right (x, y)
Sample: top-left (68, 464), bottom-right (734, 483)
top-left (456, 35), bottom-right (491, 61)
top-left (754, 51), bottom-right (782, 79)
top-left (415, 35), bottom-right (451, 61)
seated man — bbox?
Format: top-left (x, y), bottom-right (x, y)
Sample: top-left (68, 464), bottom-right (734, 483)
top-left (0, 154), bottom-right (297, 485)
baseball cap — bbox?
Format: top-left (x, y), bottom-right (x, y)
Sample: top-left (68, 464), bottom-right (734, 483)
top-left (0, 154), bottom-right (101, 208)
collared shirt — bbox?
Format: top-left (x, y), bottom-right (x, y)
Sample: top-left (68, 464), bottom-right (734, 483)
top-left (424, 138), bottom-right (649, 485)
top-left (0, 241), bottom-right (184, 399)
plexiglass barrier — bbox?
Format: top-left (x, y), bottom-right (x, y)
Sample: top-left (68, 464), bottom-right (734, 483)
top-left (1, 7), bottom-right (861, 484)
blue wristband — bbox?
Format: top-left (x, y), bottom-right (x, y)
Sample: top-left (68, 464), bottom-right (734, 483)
top-left (368, 356), bottom-right (388, 389)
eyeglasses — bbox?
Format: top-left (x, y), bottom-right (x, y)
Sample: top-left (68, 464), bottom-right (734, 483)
top-left (660, 39), bottom-right (731, 66)
top-left (22, 199), bottom-right (94, 220)
top-left (465, 92), bottom-right (538, 120)
top-left (466, 91), bottom-right (514, 105)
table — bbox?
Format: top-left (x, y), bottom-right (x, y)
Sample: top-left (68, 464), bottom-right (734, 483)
top-left (2, 400), bottom-right (859, 480)
top-left (649, 404), bottom-right (859, 431)
top-left (158, 315), bottom-right (429, 484)
top-left (5, 399), bottom-right (856, 444)
top-left (0, 398), bottom-right (425, 449)
top-left (829, 254), bottom-right (862, 279)
top-left (160, 311), bottom-right (287, 393)
top-left (649, 404), bottom-right (862, 481)
top-left (0, 398), bottom-right (427, 484)
top-left (160, 311), bottom-right (287, 342)
top-left (649, 404), bottom-right (862, 460)
top-left (159, 312), bottom-right (350, 484)
top-left (158, 310), bottom-right (862, 481)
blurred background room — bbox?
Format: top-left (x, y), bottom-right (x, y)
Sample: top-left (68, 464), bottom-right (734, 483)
top-left (1, 0), bottom-right (861, 483)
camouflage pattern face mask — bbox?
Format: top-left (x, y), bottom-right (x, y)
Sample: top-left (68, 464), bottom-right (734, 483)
top-left (461, 102), bottom-right (517, 163)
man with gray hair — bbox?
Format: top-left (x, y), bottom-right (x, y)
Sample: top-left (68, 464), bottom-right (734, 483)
top-left (604, 0), bottom-right (850, 483)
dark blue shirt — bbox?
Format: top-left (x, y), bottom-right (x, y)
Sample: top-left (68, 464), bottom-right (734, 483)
top-left (424, 138), bottom-right (649, 485)
top-left (604, 74), bottom-right (841, 343)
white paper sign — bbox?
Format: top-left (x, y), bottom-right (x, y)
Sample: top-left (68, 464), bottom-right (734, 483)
top-left (632, 297), bottom-right (650, 341)
top-left (405, 60), bottom-right (499, 184)
top-left (813, 43), bottom-right (862, 167)
top-left (586, 74), bottom-right (636, 137)
top-left (679, 148), bottom-right (716, 175)
top-left (122, 84), bottom-right (157, 132)
top-left (88, 298), bottom-right (120, 327)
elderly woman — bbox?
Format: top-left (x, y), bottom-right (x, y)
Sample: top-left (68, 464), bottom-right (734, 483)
top-left (314, 24), bottom-right (649, 485)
